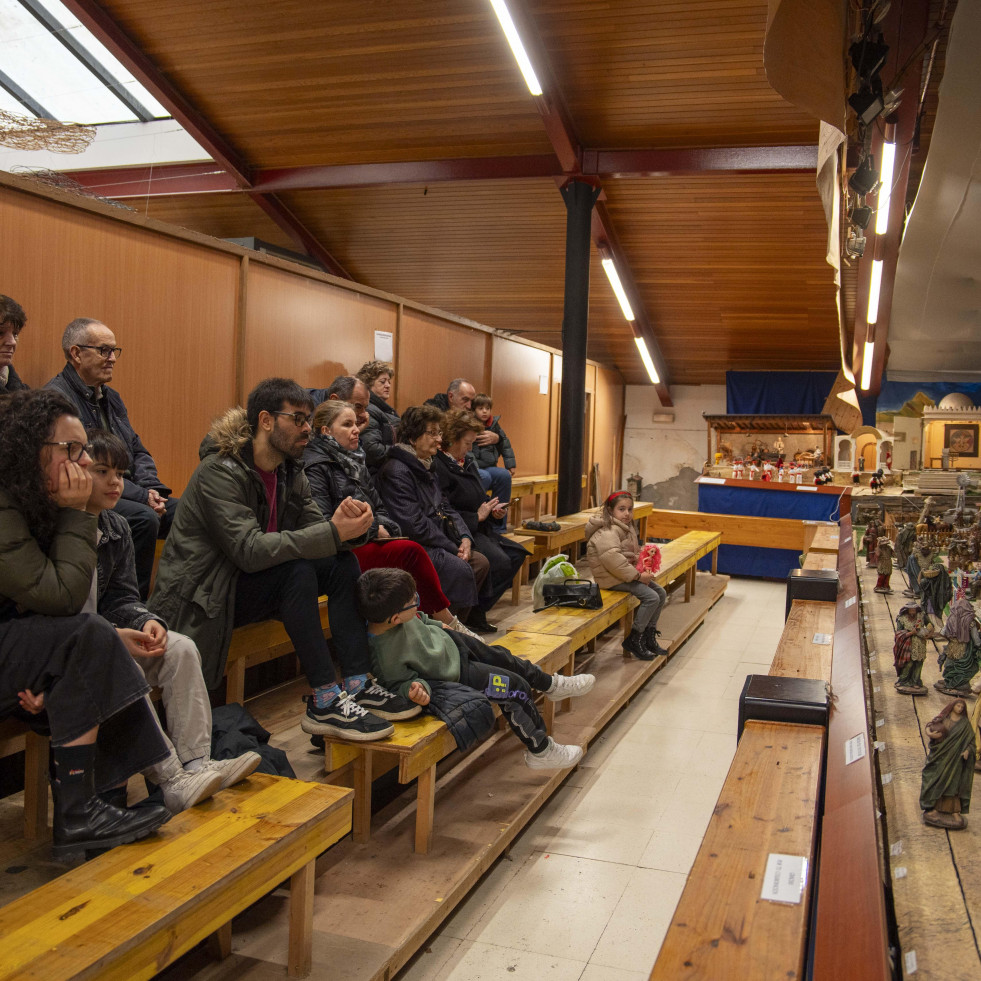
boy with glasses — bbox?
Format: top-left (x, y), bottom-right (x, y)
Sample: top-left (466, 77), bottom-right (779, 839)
top-left (153, 378), bottom-right (412, 741)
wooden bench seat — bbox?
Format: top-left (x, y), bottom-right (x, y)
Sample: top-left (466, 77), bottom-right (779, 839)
top-left (319, 632), bottom-right (574, 854)
top-left (654, 530), bottom-right (723, 601)
top-left (802, 550), bottom-right (837, 571)
top-left (650, 720), bottom-right (825, 981)
top-left (0, 774), bottom-right (352, 980)
top-left (770, 599), bottom-right (835, 683)
top-left (803, 521), bottom-right (840, 555)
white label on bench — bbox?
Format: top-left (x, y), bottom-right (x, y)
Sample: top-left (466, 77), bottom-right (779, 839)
top-left (890, 839), bottom-right (902, 855)
top-left (876, 718), bottom-right (885, 727)
top-left (874, 740), bottom-right (885, 752)
top-left (894, 866), bottom-right (907, 879)
top-left (760, 853), bottom-right (807, 905)
top-left (845, 732), bottom-right (867, 765)
top-left (698, 476), bottom-right (726, 484)
top-left (812, 632), bottom-right (832, 645)
top-left (882, 772), bottom-right (893, 785)
top-left (845, 596), bottom-right (856, 608)
top-left (905, 951), bottom-right (918, 974)
top-left (797, 485), bottom-right (818, 491)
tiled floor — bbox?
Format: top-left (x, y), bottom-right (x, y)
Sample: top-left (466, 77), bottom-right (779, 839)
top-left (395, 576), bottom-right (786, 981)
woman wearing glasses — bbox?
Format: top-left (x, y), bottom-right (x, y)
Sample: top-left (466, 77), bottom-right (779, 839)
top-left (374, 405), bottom-right (490, 621)
top-left (0, 389), bottom-right (171, 861)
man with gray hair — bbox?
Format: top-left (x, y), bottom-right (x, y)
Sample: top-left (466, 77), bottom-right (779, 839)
top-left (46, 317), bottom-right (178, 599)
top-left (308, 375), bottom-right (370, 432)
top-left (425, 377), bottom-right (478, 412)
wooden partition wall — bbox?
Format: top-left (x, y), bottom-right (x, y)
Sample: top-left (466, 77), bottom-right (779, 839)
top-left (0, 173), bottom-right (624, 501)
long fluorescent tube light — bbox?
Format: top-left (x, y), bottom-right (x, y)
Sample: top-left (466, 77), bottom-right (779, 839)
top-left (602, 257), bottom-right (635, 321)
top-left (874, 140), bottom-right (896, 235)
top-left (861, 340), bottom-right (875, 391)
top-left (634, 335), bottom-right (660, 384)
top-left (867, 259), bottom-right (884, 324)
top-left (489, 0), bottom-right (543, 96)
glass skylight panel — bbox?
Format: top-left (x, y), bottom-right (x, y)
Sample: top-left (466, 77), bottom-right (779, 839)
top-left (42, 0), bottom-right (169, 118)
top-left (0, 0), bottom-right (136, 123)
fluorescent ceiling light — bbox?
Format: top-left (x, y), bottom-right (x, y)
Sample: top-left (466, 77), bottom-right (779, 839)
top-left (874, 140), bottom-right (896, 235)
top-left (867, 259), bottom-right (883, 324)
top-left (634, 335), bottom-right (660, 384)
top-left (489, 0), bottom-right (543, 96)
top-left (861, 340), bottom-right (875, 391)
top-left (602, 257), bottom-right (635, 321)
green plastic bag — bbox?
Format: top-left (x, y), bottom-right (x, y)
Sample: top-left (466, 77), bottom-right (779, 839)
top-left (532, 553), bottom-right (580, 611)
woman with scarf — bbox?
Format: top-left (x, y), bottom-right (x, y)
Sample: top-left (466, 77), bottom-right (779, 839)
top-left (920, 697), bottom-right (975, 830)
top-left (303, 399), bottom-right (477, 637)
top-left (934, 596), bottom-right (981, 697)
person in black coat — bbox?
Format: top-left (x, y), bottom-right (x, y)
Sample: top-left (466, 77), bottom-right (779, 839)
top-left (433, 409), bottom-right (526, 633)
top-left (357, 360), bottom-right (401, 472)
top-left (0, 295), bottom-right (29, 394)
top-left (374, 405), bottom-right (489, 616)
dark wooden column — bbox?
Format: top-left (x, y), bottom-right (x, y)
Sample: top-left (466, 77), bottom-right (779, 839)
top-left (557, 180), bottom-right (601, 517)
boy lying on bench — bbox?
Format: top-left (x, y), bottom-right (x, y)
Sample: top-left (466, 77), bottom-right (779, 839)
top-left (357, 568), bottom-right (593, 769)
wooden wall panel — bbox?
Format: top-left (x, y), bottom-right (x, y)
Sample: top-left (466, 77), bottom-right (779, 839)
top-left (242, 264), bottom-right (395, 396)
top-left (0, 187), bottom-right (239, 496)
top-left (396, 311), bottom-right (491, 411)
top-left (489, 336), bottom-right (551, 476)
top-left (594, 366), bottom-right (626, 498)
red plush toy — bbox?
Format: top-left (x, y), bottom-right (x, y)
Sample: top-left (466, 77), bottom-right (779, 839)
top-left (636, 542), bottom-right (662, 575)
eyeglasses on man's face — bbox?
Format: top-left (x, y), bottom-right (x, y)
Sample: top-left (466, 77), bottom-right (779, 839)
top-left (399, 592), bottom-right (421, 613)
top-left (44, 440), bottom-right (91, 462)
top-left (77, 345), bottom-right (122, 360)
top-left (272, 410), bottom-right (313, 428)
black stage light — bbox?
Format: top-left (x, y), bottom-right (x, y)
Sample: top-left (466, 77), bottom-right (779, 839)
top-left (849, 35), bottom-right (888, 79)
top-left (851, 205), bottom-right (873, 229)
top-left (849, 154), bottom-right (878, 195)
top-left (849, 87), bottom-right (884, 126)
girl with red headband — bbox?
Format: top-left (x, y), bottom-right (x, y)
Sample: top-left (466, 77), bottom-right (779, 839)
top-left (584, 491), bottom-right (667, 659)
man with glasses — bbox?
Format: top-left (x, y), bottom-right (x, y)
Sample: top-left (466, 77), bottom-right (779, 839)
top-left (46, 318), bottom-right (178, 599)
top-left (152, 377), bottom-right (412, 741)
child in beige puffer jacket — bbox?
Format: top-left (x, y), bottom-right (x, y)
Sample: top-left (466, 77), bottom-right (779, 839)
top-left (584, 491), bottom-right (666, 659)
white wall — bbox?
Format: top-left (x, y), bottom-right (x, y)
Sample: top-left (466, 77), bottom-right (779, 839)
top-left (623, 384), bottom-right (726, 510)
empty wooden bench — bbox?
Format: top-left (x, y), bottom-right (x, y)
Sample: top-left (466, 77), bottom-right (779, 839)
top-left (650, 720), bottom-right (825, 981)
top-left (0, 774), bottom-right (352, 981)
top-left (654, 530), bottom-right (723, 602)
top-left (320, 632), bottom-right (574, 854)
top-left (770, 599), bottom-right (836, 684)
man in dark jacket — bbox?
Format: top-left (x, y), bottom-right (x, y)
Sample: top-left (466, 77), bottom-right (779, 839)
top-left (424, 377), bottom-right (477, 412)
top-left (307, 375), bottom-right (370, 432)
top-left (152, 377), bottom-right (408, 741)
top-left (45, 318), bottom-right (177, 599)
top-left (0, 295), bottom-right (28, 394)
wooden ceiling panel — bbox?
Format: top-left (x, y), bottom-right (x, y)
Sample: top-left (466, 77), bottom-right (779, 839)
top-left (98, 0), bottom-right (554, 167)
top-left (529, 0), bottom-right (819, 148)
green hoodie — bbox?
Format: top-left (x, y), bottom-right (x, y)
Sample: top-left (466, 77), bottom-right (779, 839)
top-left (368, 613), bottom-right (461, 698)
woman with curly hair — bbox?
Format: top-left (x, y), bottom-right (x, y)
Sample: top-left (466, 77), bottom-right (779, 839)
top-left (0, 389), bottom-right (171, 860)
top-left (357, 360), bottom-right (400, 472)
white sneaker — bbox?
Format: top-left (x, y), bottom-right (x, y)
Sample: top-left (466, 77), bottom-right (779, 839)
top-left (447, 614), bottom-right (482, 640)
top-left (160, 768), bottom-right (223, 814)
top-left (524, 737), bottom-right (584, 770)
top-left (202, 752), bottom-right (262, 790)
top-left (546, 673), bottom-right (596, 701)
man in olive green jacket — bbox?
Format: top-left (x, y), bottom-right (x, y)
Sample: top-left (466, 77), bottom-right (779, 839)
top-left (152, 378), bottom-right (410, 742)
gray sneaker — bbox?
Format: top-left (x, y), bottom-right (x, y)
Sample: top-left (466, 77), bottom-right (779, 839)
top-left (546, 673), bottom-right (596, 701)
top-left (160, 767), bottom-right (224, 814)
top-left (202, 752), bottom-right (262, 790)
top-left (524, 737), bottom-right (584, 770)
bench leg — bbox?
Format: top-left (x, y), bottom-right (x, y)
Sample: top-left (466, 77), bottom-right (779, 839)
top-left (209, 921), bottom-right (232, 961)
top-left (684, 568), bottom-right (692, 602)
top-left (225, 659), bottom-right (246, 706)
top-left (415, 765), bottom-right (437, 855)
top-left (711, 548), bottom-right (718, 575)
top-left (23, 732), bottom-right (49, 840)
top-left (288, 859), bottom-right (315, 978)
top-left (534, 493), bottom-right (543, 520)
top-left (352, 750), bottom-right (373, 843)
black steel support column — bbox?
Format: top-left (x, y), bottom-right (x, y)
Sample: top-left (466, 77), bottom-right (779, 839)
top-left (557, 180), bottom-right (601, 517)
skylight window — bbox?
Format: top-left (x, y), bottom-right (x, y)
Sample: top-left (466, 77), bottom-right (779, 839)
top-left (0, 0), bottom-right (169, 124)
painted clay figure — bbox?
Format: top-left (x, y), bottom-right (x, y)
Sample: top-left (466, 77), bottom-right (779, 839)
top-left (864, 518), bottom-right (879, 568)
top-left (907, 541), bottom-right (952, 616)
top-left (748, 462), bottom-right (759, 481)
top-left (894, 600), bottom-right (934, 695)
top-left (920, 699), bottom-right (975, 830)
top-left (869, 468), bottom-right (884, 493)
top-left (934, 597), bottom-right (981, 697)
top-left (874, 539), bottom-right (894, 593)
top-left (894, 522), bottom-right (917, 570)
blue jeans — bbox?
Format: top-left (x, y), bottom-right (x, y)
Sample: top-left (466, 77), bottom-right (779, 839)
top-left (478, 466), bottom-right (512, 531)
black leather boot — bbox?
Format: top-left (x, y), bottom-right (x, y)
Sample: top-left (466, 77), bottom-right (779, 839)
top-left (465, 608), bottom-right (498, 634)
top-left (642, 625), bottom-right (668, 657)
top-left (51, 744), bottom-right (171, 862)
top-left (622, 630), bottom-right (655, 660)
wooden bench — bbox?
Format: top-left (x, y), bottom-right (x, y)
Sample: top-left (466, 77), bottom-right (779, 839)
top-left (508, 587), bottom-right (640, 654)
top-left (650, 720), bottom-right (825, 981)
top-left (770, 599), bottom-right (835, 683)
top-left (802, 550), bottom-right (837, 571)
top-left (224, 598), bottom-right (330, 705)
top-left (509, 473), bottom-right (587, 528)
top-left (653, 530), bottom-right (722, 601)
top-left (0, 718), bottom-right (49, 840)
top-left (804, 520), bottom-right (840, 555)
top-left (0, 774), bottom-right (352, 980)
top-left (320, 632), bottom-right (574, 855)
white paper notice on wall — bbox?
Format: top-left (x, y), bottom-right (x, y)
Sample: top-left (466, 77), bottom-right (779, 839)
top-left (812, 632), bottom-right (832, 645)
top-left (760, 853), bottom-right (807, 905)
top-left (845, 731), bottom-right (867, 765)
top-left (374, 330), bottom-right (394, 362)
top-left (539, 373), bottom-right (549, 395)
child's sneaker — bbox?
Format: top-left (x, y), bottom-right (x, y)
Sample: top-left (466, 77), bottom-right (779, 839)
top-left (300, 692), bottom-right (394, 741)
top-left (447, 614), bottom-right (482, 640)
top-left (546, 673), bottom-right (595, 701)
top-left (524, 737), bottom-right (584, 770)
top-left (353, 680), bottom-right (422, 720)
top-left (201, 751), bottom-right (262, 790)
top-left (160, 768), bottom-right (224, 814)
